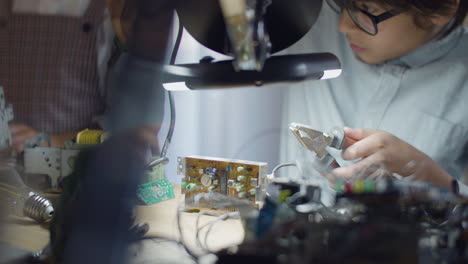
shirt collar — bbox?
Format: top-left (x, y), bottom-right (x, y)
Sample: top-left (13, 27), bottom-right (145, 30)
top-left (386, 26), bottom-right (463, 68)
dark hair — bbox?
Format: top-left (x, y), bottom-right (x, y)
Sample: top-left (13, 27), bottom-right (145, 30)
top-left (374, 0), bottom-right (468, 35)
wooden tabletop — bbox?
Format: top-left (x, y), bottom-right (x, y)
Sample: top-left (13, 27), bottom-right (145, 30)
top-left (0, 184), bottom-right (244, 259)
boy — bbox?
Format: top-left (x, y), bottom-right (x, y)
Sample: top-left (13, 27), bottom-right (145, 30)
top-left (280, 0), bottom-right (468, 193)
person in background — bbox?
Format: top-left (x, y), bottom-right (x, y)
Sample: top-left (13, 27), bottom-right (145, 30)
top-left (280, 0), bottom-right (468, 194)
top-left (0, 0), bottom-right (115, 152)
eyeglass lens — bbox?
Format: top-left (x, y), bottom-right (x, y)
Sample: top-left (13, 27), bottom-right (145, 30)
top-left (328, 0), bottom-right (378, 35)
top-left (347, 6), bottom-right (377, 35)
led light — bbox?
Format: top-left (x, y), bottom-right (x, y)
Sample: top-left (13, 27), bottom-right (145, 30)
top-left (321, 69), bottom-right (342, 80)
top-left (162, 82), bottom-right (190, 91)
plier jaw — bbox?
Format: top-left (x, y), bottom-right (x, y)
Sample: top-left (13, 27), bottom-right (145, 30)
top-left (289, 123), bottom-right (345, 172)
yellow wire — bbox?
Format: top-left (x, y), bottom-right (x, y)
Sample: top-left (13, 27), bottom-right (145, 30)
top-left (0, 182), bottom-right (18, 189)
top-left (0, 186), bottom-right (21, 197)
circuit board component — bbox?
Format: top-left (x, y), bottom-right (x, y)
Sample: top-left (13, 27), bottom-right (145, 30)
top-left (177, 156), bottom-right (267, 211)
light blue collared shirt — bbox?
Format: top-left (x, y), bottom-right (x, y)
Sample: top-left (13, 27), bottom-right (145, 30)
top-left (279, 3), bottom-right (468, 182)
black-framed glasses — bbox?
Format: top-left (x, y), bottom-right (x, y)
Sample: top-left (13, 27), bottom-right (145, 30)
top-left (326, 0), bottom-right (401, 35)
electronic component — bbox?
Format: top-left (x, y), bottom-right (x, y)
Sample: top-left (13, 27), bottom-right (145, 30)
top-left (177, 155), bottom-right (267, 212)
top-left (76, 129), bottom-right (108, 144)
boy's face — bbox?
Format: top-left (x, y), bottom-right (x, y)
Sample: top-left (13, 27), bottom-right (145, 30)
top-left (338, 1), bottom-right (444, 64)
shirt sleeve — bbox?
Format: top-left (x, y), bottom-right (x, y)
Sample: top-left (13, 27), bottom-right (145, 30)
top-left (97, 9), bottom-right (115, 100)
top-left (94, 8), bottom-right (116, 128)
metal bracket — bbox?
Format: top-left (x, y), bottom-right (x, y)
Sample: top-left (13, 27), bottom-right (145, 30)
top-left (24, 147), bottom-right (80, 189)
top-left (0, 86), bottom-right (13, 150)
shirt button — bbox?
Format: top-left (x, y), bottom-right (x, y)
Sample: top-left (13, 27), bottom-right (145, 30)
top-left (0, 18), bottom-right (7, 28)
top-left (82, 22), bottom-right (93, 33)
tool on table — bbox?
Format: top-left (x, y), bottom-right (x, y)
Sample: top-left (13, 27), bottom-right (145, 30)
top-left (289, 122), bottom-right (345, 172)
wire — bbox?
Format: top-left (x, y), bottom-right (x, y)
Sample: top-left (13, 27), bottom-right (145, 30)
top-left (133, 236), bottom-right (198, 264)
top-left (137, 235), bottom-right (190, 246)
top-left (270, 163), bottom-right (297, 179)
top-left (318, 200), bottom-right (347, 219)
top-left (160, 15), bottom-right (184, 158)
top-left (202, 218), bottom-right (224, 252)
top-left (195, 211), bottom-right (239, 252)
top-left (203, 212), bottom-right (239, 252)
top-left (195, 211), bottom-right (211, 250)
top-left (0, 186), bottom-right (20, 196)
top-left (0, 182), bottom-right (19, 189)
top-left (195, 211), bottom-right (222, 251)
top-left (177, 203), bottom-right (201, 262)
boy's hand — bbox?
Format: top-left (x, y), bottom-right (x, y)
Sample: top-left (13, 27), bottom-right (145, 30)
top-left (9, 123), bottom-right (79, 153)
top-left (331, 127), bottom-right (427, 179)
top-left (9, 123), bottom-right (39, 153)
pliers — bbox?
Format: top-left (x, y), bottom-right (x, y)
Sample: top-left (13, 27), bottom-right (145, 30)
top-left (289, 122), bottom-right (345, 172)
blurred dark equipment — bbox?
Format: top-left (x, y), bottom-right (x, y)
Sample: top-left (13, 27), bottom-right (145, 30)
top-left (56, 0), bottom-right (340, 264)
top-left (216, 179), bottom-right (468, 264)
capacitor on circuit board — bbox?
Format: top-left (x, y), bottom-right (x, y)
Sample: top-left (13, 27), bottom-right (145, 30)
top-left (237, 166), bottom-right (246, 172)
top-left (364, 180), bottom-right (376, 193)
top-left (237, 175), bottom-right (247, 182)
top-left (186, 183), bottom-right (198, 191)
top-left (352, 180), bottom-right (365, 194)
top-left (334, 179), bottom-right (345, 195)
top-left (200, 174), bottom-right (212, 187)
top-left (236, 184), bottom-right (246, 192)
top-left (238, 192), bottom-right (247, 198)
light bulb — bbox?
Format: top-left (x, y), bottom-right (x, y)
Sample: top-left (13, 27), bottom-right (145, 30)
top-left (0, 167), bottom-right (54, 222)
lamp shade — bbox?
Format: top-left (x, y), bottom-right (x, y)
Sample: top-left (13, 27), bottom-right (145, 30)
top-left (175, 0), bottom-right (323, 55)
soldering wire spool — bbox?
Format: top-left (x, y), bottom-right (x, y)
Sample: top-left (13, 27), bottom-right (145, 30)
top-left (76, 129), bottom-right (106, 145)
top-left (22, 192), bottom-right (54, 222)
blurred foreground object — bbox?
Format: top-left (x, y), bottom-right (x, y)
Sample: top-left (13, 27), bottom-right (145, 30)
top-left (217, 177), bottom-right (468, 263)
top-left (56, 0), bottom-right (336, 262)
top-left (50, 127), bottom-right (157, 264)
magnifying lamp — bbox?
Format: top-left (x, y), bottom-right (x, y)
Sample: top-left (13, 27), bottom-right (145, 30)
top-left (163, 0), bottom-right (341, 90)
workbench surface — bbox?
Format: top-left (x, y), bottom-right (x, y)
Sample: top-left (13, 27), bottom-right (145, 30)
top-left (0, 184), bottom-right (244, 263)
